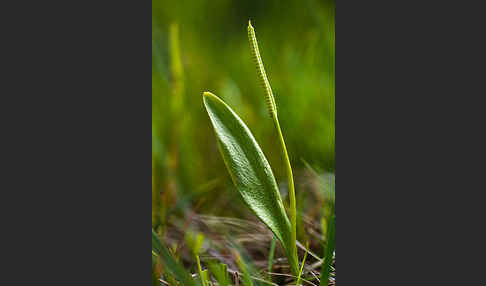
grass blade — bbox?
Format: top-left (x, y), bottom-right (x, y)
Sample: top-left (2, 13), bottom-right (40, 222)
top-left (235, 251), bottom-right (254, 286)
top-left (267, 236), bottom-right (276, 274)
top-left (319, 215), bottom-right (335, 286)
top-left (152, 229), bottom-right (198, 286)
top-left (296, 243), bottom-right (309, 286)
top-left (208, 262), bottom-right (230, 286)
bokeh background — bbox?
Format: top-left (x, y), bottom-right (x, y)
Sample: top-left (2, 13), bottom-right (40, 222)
top-left (153, 0), bottom-right (334, 280)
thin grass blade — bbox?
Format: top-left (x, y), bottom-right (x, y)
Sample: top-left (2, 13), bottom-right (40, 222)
top-left (152, 229), bottom-right (198, 286)
top-left (208, 262), bottom-right (230, 286)
top-left (319, 215), bottom-right (335, 286)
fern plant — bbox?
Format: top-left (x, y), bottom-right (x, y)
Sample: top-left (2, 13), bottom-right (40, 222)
top-left (203, 21), bottom-right (299, 276)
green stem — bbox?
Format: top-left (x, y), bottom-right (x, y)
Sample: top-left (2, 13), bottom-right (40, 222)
top-left (272, 114), bottom-right (298, 276)
top-left (248, 20), bottom-right (298, 276)
top-left (268, 236), bottom-right (276, 274)
top-left (196, 255), bottom-right (207, 286)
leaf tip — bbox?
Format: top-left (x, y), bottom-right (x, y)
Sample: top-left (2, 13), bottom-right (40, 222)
top-left (203, 91), bottom-right (215, 97)
top-left (203, 91), bottom-right (221, 105)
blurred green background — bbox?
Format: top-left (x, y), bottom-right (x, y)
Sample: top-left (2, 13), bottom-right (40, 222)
top-left (152, 0), bottom-right (334, 229)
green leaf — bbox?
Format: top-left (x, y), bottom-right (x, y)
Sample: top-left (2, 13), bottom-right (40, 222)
top-left (203, 91), bottom-right (298, 275)
top-left (235, 252), bottom-right (254, 286)
top-left (208, 262), bottom-right (230, 286)
top-left (267, 236), bottom-right (276, 274)
top-left (152, 256), bottom-right (159, 286)
top-left (152, 229), bottom-right (162, 254)
top-left (319, 215), bottom-right (335, 286)
top-left (296, 242), bottom-right (309, 286)
top-left (186, 231), bottom-right (205, 257)
top-left (196, 255), bottom-right (208, 286)
top-left (152, 229), bottom-right (198, 286)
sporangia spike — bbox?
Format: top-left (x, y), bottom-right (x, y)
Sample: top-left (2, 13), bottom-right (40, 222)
top-left (248, 21), bottom-right (277, 118)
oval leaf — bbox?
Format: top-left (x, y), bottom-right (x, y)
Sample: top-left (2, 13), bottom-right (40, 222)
top-left (203, 92), bottom-right (297, 273)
